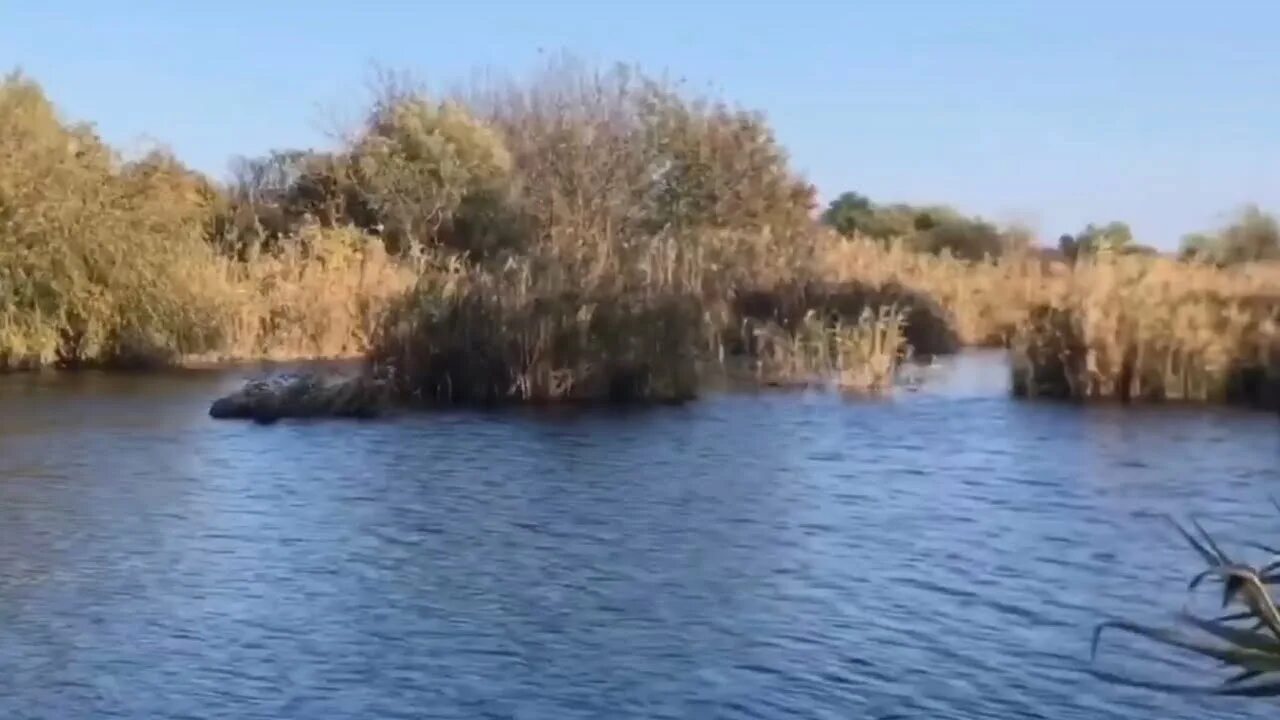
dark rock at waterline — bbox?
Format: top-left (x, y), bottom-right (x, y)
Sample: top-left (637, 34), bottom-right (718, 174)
top-left (209, 372), bottom-right (390, 423)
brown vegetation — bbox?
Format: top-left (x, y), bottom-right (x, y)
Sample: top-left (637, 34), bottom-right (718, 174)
top-left (0, 72), bottom-right (413, 371)
top-left (1010, 257), bottom-right (1280, 409)
top-left (4, 61), bottom-right (1279, 410)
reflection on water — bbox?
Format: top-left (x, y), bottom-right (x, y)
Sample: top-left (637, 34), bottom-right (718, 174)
top-left (0, 353), bottom-right (1277, 719)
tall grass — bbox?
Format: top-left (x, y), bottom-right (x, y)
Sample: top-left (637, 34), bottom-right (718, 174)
top-left (812, 235), bottom-right (1280, 410)
top-left (6, 62), bottom-right (1279, 410)
top-left (1010, 256), bottom-right (1280, 409)
top-left (817, 234), bottom-right (1060, 347)
top-left (207, 225), bottom-right (414, 365)
top-left (741, 306), bottom-right (909, 392)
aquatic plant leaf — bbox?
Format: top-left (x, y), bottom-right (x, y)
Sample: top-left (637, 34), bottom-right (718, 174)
top-left (1226, 668), bottom-right (1264, 686)
top-left (1092, 621), bottom-right (1238, 664)
top-left (1177, 611), bottom-right (1280, 655)
top-left (1212, 610), bottom-right (1256, 624)
top-left (1093, 619), bottom-right (1280, 670)
top-left (1087, 668), bottom-right (1280, 696)
top-left (1209, 680), bottom-right (1280, 697)
top-left (1165, 515), bottom-right (1222, 569)
top-left (1190, 517), bottom-right (1230, 563)
top-left (1245, 542), bottom-right (1280, 556)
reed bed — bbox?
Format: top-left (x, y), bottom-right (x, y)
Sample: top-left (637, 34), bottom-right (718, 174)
top-left (203, 226), bottom-right (415, 365)
top-left (1010, 256), bottom-right (1280, 409)
top-left (370, 250), bottom-right (705, 405)
top-left (364, 63), bottom-right (912, 405)
top-left (816, 234), bottom-right (1063, 347)
top-left (7, 63), bottom-right (1280, 409)
top-left (740, 306), bottom-right (909, 392)
top-left (814, 235), bottom-right (1280, 410)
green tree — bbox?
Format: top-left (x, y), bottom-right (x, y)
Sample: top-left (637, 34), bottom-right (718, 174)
top-left (822, 192), bottom-right (875, 236)
top-left (1215, 205), bottom-right (1279, 264)
top-left (914, 216), bottom-right (1004, 260)
top-left (1062, 221), bottom-right (1133, 260)
top-left (1177, 232), bottom-right (1217, 262)
top-left (1179, 206), bottom-right (1279, 265)
top-left (1, 73), bottom-right (228, 367)
top-left (352, 97), bottom-right (512, 254)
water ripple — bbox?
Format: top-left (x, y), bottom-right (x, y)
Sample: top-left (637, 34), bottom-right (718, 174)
top-left (0, 355), bottom-right (1277, 719)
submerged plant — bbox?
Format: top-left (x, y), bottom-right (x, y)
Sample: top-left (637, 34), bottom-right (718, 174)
top-left (1091, 505), bottom-right (1280, 696)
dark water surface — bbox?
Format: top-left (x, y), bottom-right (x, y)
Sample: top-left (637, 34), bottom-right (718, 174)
top-left (1, 352), bottom-right (1277, 719)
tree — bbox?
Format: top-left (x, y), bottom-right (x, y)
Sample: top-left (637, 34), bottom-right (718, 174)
top-left (821, 192), bottom-right (875, 237)
top-left (1062, 221), bottom-right (1133, 261)
top-left (1179, 206), bottom-right (1279, 265)
top-left (352, 97), bottom-right (512, 254)
top-left (1178, 232), bottom-right (1217, 263)
top-left (1215, 205), bottom-right (1279, 264)
top-left (914, 216), bottom-right (1004, 260)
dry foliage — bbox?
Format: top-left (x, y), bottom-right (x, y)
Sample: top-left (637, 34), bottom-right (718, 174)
top-left (369, 62), bottom-right (909, 404)
top-left (813, 234), bottom-right (1280, 409)
top-left (6, 62), bottom-right (1278, 409)
top-left (1011, 256), bottom-right (1280, 408)
top-left (0, 73), bottom-right (413, 370)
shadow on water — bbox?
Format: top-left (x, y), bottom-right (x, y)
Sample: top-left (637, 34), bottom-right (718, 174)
top-left (0, 351), bottom-right (1278, 719)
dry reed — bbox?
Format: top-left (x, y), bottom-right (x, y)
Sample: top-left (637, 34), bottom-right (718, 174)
top-left (7, 63), bottom-right (1279, 410)
top-left (813, 234), bottom-right (1280, 410)
top-left (1010, 256), bottom-right (1280, 409)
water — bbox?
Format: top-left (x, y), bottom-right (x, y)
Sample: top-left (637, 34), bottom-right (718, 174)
top-left (0, 352), bottom-right (1277, 720)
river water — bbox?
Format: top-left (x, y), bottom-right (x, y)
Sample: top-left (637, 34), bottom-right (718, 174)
top-left (0, 352), bottom-right (1277, 719)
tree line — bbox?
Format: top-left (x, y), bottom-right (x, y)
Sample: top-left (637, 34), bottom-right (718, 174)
top-left (820, 191), bottom-right (1279, 265)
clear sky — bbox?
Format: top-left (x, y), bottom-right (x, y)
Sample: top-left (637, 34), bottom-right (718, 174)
top-left (3, 1), bottom-right (1278, 248)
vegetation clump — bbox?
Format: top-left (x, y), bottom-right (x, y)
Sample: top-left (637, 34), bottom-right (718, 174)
top-left (0, 72), bottom-right (414, 371)
top-left (1009, 256), bottom-right (1280, 410)
top-left (363, 62), bottom-right (908, 404)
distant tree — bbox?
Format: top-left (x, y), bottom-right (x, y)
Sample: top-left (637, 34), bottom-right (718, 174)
top-left (1178, 232), bottom-right (1217, 263)
top-left (1215, 205), bottom-right (1279, 264)
top-left (1061, 221), bottom-right (1133, 261)
top-left (914, 217), bottom-right (1004, 260)
top-left (999, 223), bottom-right (1036, 255)
top-left (821, 191), bottom-right (876, 237)
top-left (912, 211), bottom-right (938, 232)
top-left (1178, 205), bottom-right (1280, 265)
top-left (1079, 221), bottom-right (1133, 253)
top-left (822, 191), bottom-right (1017, 259)
top-left (1057, 233), bottom-right (1076, 256)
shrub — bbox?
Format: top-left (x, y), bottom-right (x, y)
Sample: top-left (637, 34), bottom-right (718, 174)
top-left (351, 96), bottom-right (512, 254)
top-left (0, 73), bottom-right (415, 370)
top-left (0, 73), bottom-right (229, 368)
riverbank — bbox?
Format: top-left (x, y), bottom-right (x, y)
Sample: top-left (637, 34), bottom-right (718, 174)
top-left (3, 67), bottom-right (1279, 410)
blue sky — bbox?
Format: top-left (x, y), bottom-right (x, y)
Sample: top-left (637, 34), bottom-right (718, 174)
top-left (3, 1), bottom-right (1278, 248)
